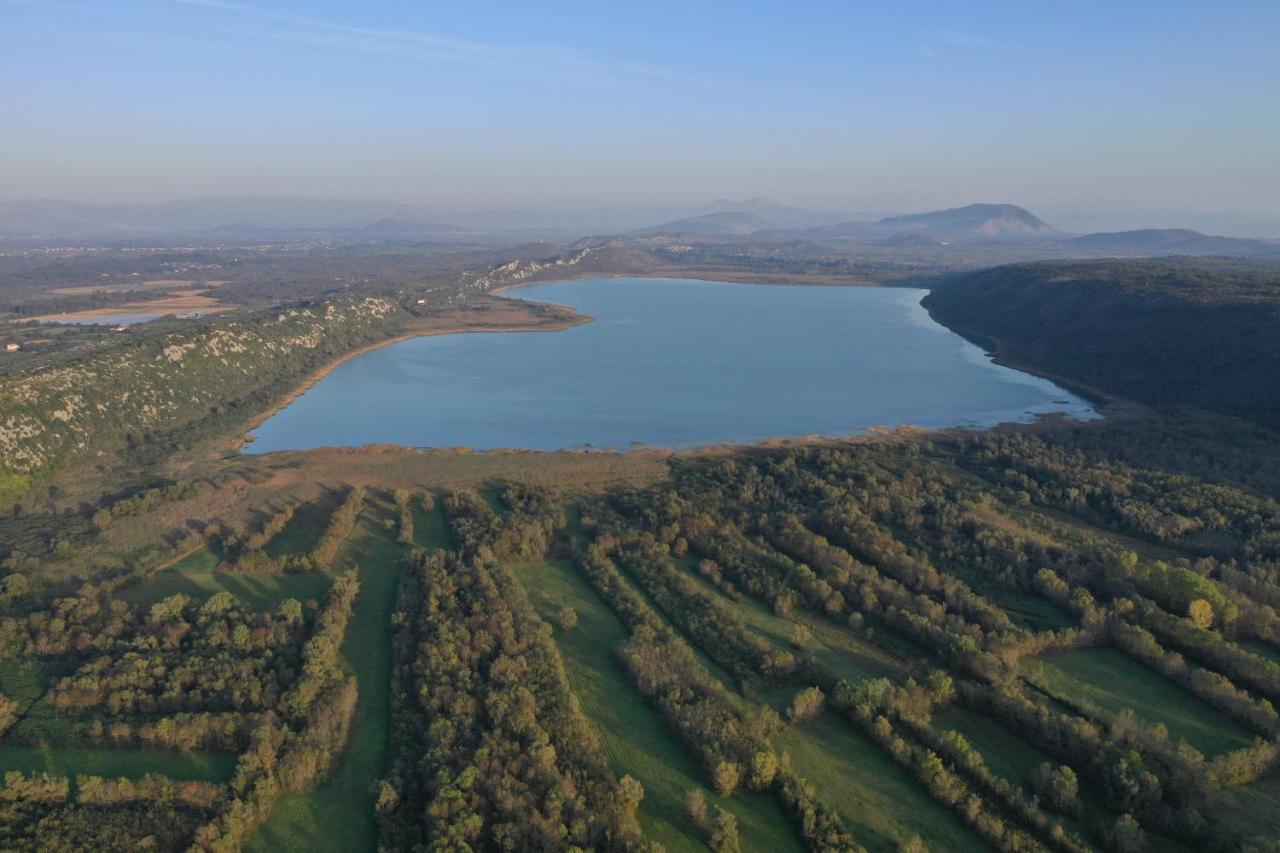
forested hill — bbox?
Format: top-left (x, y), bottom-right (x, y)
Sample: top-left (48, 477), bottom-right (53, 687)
top-left (922, 258), bottom-right (1280, 428)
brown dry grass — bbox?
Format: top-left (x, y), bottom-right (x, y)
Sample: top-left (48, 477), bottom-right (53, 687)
top-left (27, 290), bottom-right (234, 323)
top-left (50, 279), bottom-right (228, 295)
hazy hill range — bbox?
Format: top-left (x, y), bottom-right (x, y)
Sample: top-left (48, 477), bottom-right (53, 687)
top-left (634, 202), bottom-right (1059, 244)
top-left (873, 202), bottom-right (1057, 240)
top-left (632, 211), bottom-right (773, 236)
top-left (693, 196), bottom-right (860, 228)
top-left (1068, 228), bottom-right (1280, 257)
top-left (624, 203), bottom-right (1280, 266)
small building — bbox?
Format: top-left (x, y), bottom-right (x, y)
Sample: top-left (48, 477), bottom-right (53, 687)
top-left (3, 342), bottom-right (19, 352)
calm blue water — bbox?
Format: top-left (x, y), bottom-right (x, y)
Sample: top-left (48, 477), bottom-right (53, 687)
top-left (246, 278), bottom-right (1096, 453)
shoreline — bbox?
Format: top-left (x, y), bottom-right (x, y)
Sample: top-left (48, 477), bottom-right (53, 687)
top-left (236, 306), bottom-right (592, 448)
top-left (233, 407), bottom-right (1110, 473)
top-left (490, 271), bottom-right (887, 297)
top-left (233, 273), bottom-right (1113, 461)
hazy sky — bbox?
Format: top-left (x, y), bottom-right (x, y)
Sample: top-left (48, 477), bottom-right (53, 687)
top-left (2, 0), bottom-right (1278, 219)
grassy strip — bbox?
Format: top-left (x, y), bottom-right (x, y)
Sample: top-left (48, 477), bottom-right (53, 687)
top-left (118, 547), bottom-right (332, 611)
top-left (511, 558), bottom-right (801, 852)
top-left (777, 712), bottom-right (987, 853)
top-left (0, 743), bottom-right (235, 782)
top-left (1023, 648), bottom-right (1255, 756)
top-left (246, 500), bottom-right (403, 852)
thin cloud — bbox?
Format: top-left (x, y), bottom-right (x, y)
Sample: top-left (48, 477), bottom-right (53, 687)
top-left (171, 0), bottom-right (706, 89)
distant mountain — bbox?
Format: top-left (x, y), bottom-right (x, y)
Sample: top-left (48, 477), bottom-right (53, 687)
top-left (633, 211), bottom-right (772, 237)
top-left (875, 203), bottom-right (1055, 241)
top-left (779, 203), bottom-right (1055, 245)
top-left (693, 197), bottom-right (855, 229)
top-left (793, 220), bottom-right (876, 240)
top-left (1067, 228), bottom-right (1279, 257)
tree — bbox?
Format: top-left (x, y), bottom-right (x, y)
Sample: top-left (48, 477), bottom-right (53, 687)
top-left (788, 686), bottom-right (825, 724)
top-left (557, 606), bottom-right (579, 631)
top-left (148, 593), bottom-right (190, 624)
top-left (375, 781), bottom-right (399, 814)
top-left (610, 775), bottom-right (644, 839)
top-left (709, 806), bottom-right (740, 853)
top-left (201, 590), bottom-right (237, 616)
top-left (278, 598), bottom-right (303, 623)
top-left (791, 624), bottom-right (812, 646)
top-left (711, 761), bottom-right (741, 796)
top-left (1106, 813), bottom-right (1145, 853)
top-left (684, 788), bottom-right (708, 826)
top-left (1032, 762), bottom-right (1079, 816)
top-left (748, 750), bottom-right (778, 789)
top-left (1188, 598), bottom-right (1214, 629)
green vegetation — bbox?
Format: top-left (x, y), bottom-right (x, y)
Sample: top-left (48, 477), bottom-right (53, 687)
top-left (1022, 648), bottom-right (1255, 757)
top-left (0, 744), bottom-right (235, 781)
top-left (512, 559), bottom-right (800, 852)
top-left (248, 499), bottom-right (404, 852)
top-left (263, 496), bottom-right (338, 558)
top-left (0, 293), bottom-right (407, 494)
top-left (924, 257), bottom-right (1280, 428)
top-left (9, 421), bottom-right (1280, 850)
top-left (118, 547), bottom-right (332, 611)
top-left (934, 706), bottom-right (1052, 787)
top-left (7, 254), bottom-right (1280, 850)
top-left (778, 711), bottom-right (985, 852)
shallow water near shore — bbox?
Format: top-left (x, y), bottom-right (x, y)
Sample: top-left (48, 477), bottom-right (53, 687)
top-left (246, 277), bottom-right (1096, 453)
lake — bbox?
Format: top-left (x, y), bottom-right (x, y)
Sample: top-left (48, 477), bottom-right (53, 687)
top-left (246, 277), bottom-right (1096, 453)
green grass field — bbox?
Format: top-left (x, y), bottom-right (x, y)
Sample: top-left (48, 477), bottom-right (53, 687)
top-left (1022, 647), bottom-right (1255, 756)
top-left (511, 558), bottom-right (803, 853)
top-left (1238, 639), bottom-right (1280, 666)
top-left (777, 712), bottom-right (987, 853)
top-left (934, 705), bottom-right (1052, 786)
top-left (0, 743), bottom-right (236, 782)
top-left (1217, 765), bottom-right (1280, 839)
top-left (678, 558), bottom-right (907, 689)
top-left (247, 500), bottom-right (405, 853)
top-left (412, 496), bottom-right (455, 551)
top-left (263, 493), bottom-right (340, 558)
top-left (0, 628), bottom-right (236, 785)
top-left (119, 546), bottom-right (333, 611)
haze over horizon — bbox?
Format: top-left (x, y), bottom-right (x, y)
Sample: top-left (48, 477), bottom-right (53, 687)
top-left (2, 1), bottom-right (1278, 234)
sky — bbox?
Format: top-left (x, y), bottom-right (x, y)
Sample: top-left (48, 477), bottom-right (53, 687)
top-left (2, 0), bottom-right (1278, 228)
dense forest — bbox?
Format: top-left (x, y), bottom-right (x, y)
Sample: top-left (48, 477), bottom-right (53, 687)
top-left (358, 415), bottom-right (1280, 851)
top-left (6, 411), bottom-right (1280, 849)
top-left (923, 258), bottom-right (1280, 428)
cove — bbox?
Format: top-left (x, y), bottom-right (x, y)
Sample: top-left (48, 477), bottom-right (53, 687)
top-left (246, 277), bottom-right (1096, 453)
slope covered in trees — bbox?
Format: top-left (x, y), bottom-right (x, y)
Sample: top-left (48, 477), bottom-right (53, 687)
top-left (5, 414), bottom-right (1280, 849)
top-left (922, 258), bottom-right (1280, 428)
